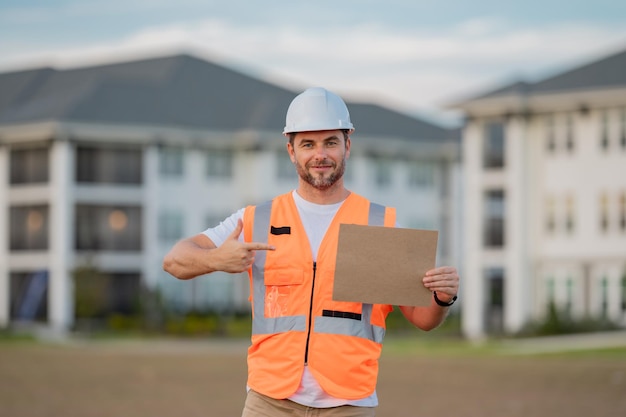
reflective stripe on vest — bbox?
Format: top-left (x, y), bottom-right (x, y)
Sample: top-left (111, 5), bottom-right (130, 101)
top-left (251, 200), bottom-right (307, 335)
top-left (251, 200), bottom-right (387, 343)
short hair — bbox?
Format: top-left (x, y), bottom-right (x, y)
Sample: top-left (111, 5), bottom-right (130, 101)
top-left (288, 130), bottom-right (350, 146)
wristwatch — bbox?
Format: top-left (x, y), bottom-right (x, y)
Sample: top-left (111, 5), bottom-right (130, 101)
top-left (433, 291), bottom-right (457, 307)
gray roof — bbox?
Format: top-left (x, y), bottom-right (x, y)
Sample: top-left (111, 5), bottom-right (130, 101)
top-left (0, 54), bottom-right (455, 143)
top-left (470, 47), bottom-right (626, 101)
top-left (349, 103), bottom-right (456, 142)
top-left (0, 55), bottom-right (294, 131)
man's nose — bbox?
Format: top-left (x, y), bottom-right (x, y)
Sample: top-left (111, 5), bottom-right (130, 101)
top-left (314, 145), bottom-right (327, 158)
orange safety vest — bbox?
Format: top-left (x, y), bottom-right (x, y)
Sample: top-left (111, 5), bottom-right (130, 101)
top-left (242, 192), bottom-right (396, 399)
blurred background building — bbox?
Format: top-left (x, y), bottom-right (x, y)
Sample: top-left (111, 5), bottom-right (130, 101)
top-left (0, 54), bottom-right (461, 333)
top-left (451, 48), bottom-right (626, 339)
top-left (2, 46), bottom-right (625, 340)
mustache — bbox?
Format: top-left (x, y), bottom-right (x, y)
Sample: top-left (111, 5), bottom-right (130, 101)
top-left (307, 160), bottom-right (335, 168)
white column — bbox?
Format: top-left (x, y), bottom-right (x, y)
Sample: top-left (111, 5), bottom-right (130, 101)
top-left (48, 139), bottom-right (74, 332)
top-left (504, 116), bottom-right (531, 333)
top-left (142, 144), bottom-right (160, 288)
top-left (450, 161), bottom-right (464, 282)
top-left (461, 122), bottom-right (486, 340)
top-left (0, 146), bottom-right (9, 327)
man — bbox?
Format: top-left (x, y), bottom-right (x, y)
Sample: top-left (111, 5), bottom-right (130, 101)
top-left (163, 87), bottom-right (460, 416)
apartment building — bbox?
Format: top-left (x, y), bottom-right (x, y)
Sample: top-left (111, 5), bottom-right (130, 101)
top-left (0, 54), bottom-right (460, 332)
top-left (451, 47), bottom-right (626, 339)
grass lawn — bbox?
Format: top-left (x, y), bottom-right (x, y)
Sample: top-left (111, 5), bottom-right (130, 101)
top-left (0, 336), bottom-right (624, 417)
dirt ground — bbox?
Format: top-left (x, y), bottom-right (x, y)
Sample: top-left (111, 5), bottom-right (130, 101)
top-left (1, 338), bottom-right (625, 417)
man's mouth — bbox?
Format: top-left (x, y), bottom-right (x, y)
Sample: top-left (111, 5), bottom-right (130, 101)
top-left (309, 161), bottom-right (334, 169)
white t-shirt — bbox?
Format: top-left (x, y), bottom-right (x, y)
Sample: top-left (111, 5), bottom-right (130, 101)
top-left (203, 190), bottom-right (378, 408)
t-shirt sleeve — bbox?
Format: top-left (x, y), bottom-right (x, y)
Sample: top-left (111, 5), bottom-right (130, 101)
top-left (202, 208), bottom-right (245, 246)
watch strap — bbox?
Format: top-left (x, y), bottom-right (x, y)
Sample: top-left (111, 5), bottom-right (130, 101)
top-left (434, 291), bottom-right (457, 307)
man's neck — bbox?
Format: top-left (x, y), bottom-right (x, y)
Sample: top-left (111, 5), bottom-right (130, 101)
top-left (296, 182), bottom-right (350, 205)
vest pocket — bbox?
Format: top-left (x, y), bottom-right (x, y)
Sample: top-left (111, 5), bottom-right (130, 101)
top-left (322, 301), bottom-right (363, 317)
top-left (264, 269), bottom-right (304, 318)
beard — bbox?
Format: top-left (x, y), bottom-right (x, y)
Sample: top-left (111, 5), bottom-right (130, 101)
top-left (295, 157), bottom-right (346, 191)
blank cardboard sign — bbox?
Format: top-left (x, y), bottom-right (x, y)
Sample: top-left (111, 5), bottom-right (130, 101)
top-left (332, 224), bottom-right (438, 306)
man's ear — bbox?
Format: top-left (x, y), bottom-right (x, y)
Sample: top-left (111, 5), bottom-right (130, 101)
top-left (286, 142), bottom-right (296, 163)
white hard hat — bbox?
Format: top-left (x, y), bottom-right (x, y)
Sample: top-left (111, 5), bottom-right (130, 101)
top-left (283, 87), bottom-right (354, 134)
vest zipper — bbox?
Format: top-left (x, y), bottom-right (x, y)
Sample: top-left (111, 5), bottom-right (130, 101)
top-left (304, 261), bottom-right (317, 365)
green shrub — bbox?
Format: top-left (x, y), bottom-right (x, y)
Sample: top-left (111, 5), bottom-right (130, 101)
top-left (516, 302), bottom-right (621, 337)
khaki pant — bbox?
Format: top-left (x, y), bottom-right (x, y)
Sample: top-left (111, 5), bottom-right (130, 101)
top-left (241, 390), bottom-right (377, 417)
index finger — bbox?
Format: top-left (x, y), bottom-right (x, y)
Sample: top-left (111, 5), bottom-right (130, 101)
top-left (245, 242), bottom-right (276, 251)
top-left (425, 266), bottom-right (456, 276)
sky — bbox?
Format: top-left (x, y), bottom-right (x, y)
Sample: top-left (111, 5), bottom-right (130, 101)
top-left (1, 0), bottom-right (626, 126)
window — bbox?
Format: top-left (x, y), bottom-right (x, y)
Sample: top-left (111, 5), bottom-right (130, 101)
top-left (373, 157), bottom-right (392, 187)
top-left (276, 150), bottom-right (294, 180)
top-left (486, 268), bottom-right (504, 307)
top-left (75, 205), bottom-right (142, 251)
top-left (483, 121), bottom-right (505, 168)
top-left (600, 192), bottom-right (609, 233)
top-left (621, 271), bottom-right (626, 313)
top-left (204, 212), bottom-right (235, 232)
top-left (408, 162), bottom-right (435, 188)
top-left (484, 190), bottom-right (505, 247)
top-left (545, 116), bottom-right (556, 152)
top-left (485, 267), bottom-right (504, 333)
top-left (545, 196), bottom-right (556, 233)
top-left (76, 145), bottom-right (142, 184)
top-left (158, 211), bottom-right (184, 241)
top-left (10, 271), bottom-right (48, 321)
top-left (619, 192), bottom-right (626, 232)
top-left (565, 194), bottom-right (576, 234)
top-left (206, 149), bottom-right (233, 178)
top-left (159, 146), bottom-right (184, 177)
top-left (205, 214), bottom-right (223, 230)
top-left (10, 205), bottom-right (49, 250)
top-left (546, 277), bottom-right (556, 305)
top-left (10, 146), bottom-right (49, 184)
top-left (342, 160), bottom-right (353, 183)
top-left (600, 110), bottom-right (610, 151)
top-left (621, 109), bottom-right (626, 150)
top-left (600, 277), bottom-right (609, 318)
top-left (565, 277), bottom-right (574, 316)
top-left (74, 271), bottom-right (140, 317)
top-left (565, 114), bottom-right (575, 152)
top-left (407, 217), bottom-right (436, 230)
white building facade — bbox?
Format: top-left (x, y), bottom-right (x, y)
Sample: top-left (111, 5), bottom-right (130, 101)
top-left (0, 54), bottom-right (461, 332)
top-left (453, 48), bottom-right (626, 339)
